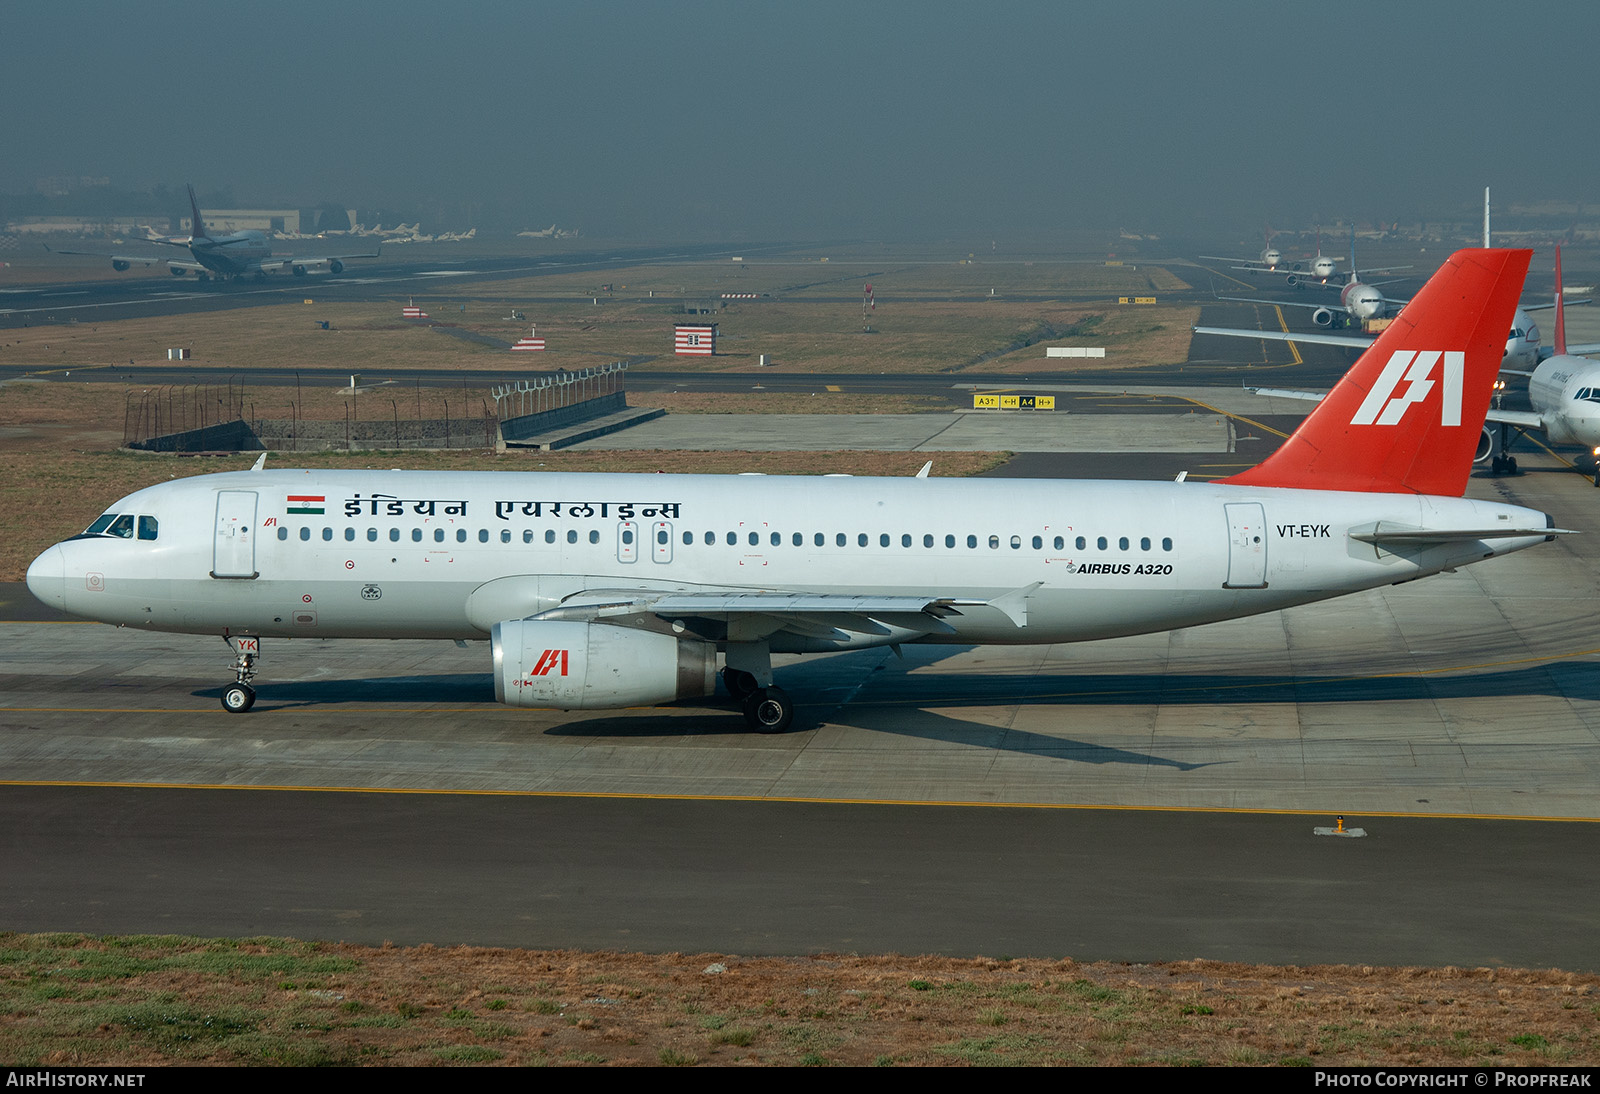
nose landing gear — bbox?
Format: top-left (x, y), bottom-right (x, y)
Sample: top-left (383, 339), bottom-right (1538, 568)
top-left (222, 635), bottom-right (260, 713)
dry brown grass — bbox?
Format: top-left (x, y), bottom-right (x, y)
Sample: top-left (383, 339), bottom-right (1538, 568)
top-left (0, 255), bottom-right (1199, 378)
top-left (2, 934), bottom-right (1593, 1067)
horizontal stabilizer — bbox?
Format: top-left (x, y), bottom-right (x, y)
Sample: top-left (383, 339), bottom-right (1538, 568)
top-left (1247, 387), bottom-right (1325, 403)
top-left (1349, 523), bottom-right (1574, 546)
top-left (1194, 325), bottom-right (1372, 349)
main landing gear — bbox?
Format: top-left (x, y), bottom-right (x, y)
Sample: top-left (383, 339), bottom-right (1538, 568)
top-left (721, 650), bottom-right (795, 733)
top-left (1490, 454), bottom-right (1519, 475)
top-left (221, 635), bottom-right (260, 713)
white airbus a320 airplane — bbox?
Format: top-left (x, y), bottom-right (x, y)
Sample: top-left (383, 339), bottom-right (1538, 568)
top-left (26, 249), bottom-right (1564, 732)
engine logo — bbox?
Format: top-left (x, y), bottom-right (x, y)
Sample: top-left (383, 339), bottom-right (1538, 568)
top-left (530, 649), bottom-right (569, 676)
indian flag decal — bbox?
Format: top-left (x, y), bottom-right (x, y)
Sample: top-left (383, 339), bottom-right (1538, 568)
top-left (287, 494), bottom-right (326, 515)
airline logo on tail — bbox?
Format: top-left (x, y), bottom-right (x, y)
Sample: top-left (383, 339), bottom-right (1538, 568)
top-left (1350, 351), bottom-right (1464, 428)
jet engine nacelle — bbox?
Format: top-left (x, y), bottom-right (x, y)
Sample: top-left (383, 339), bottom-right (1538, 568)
top-left (291, 265), bottom-right (307, 277)
top-left (170, 267), bottom-right (188, 277)
top-left (112, 259), bottom-right (130, 272)
top-left (328, 259), bottom-right (345, 275)
top-left (492, 619), bottom-right (716, 710)
top-left (1312, 307), bottom-right (1336, 328)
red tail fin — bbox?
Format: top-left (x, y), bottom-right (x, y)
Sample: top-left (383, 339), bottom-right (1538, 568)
top-left (1221, 248), bottom-right (1531, 497)
top-left (1554, 245), bottom-right (1567, 356)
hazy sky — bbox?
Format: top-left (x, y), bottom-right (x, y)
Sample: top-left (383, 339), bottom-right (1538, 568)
top-left (6, 1), bottom-right (1597, 239)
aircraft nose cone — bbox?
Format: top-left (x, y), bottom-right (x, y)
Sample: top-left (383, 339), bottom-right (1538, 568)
top-left (25, 545), bottom-right (65, 611)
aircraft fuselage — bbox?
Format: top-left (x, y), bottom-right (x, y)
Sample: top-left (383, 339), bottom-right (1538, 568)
top-left (27, 469), bottom-right (1551, 649)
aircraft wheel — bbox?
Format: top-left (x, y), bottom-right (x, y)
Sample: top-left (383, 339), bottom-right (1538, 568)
top-left (722, 667), bottom-right (758, 699)
top-left (1506, 457), bottom-right (1518, 474)
top-left (221, 683), bottom-right (256, 713)
top-left (743, 687), bottom-right (794, 734)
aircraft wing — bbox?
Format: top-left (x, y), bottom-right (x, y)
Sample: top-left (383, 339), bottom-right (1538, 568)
top-left (1216, 293), bottom-right (1339, 311)
top-left (277, 248), bottom-right (381, 274)
top-left (1536, 343), bottom-right (1600, 360)
top-left (1486, 407), bottom-right (1545, 430)
top-left (44, 244), bottom-right (202, 273)
top-left (531, 586), bottom-right (1046, 635)
top-left (43, 244), bottom-right (161, 266)
top-left (1194, 325), bottom-right (1372, 349)
top-left (1243, 387), bottom-right (1548, 437)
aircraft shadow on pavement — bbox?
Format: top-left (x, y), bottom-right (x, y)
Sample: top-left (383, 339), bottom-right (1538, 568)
top-left (191, 659), bottom-right (1600, 769)
top-left (861, 659), bottom-right (1600, 710)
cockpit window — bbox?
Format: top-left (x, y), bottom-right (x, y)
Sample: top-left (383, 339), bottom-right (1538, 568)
top-left (1575, 388), bottom-right (1600, 404)
top-left (106, 515), bottom-right (135, 539)
top-left (138, 516), bottom-right (159, 541)
top-left (85, 514), bottom-right (117, 535)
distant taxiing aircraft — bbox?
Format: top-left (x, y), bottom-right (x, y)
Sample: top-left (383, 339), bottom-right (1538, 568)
top-left (47, 184), bottom-right (379, 281)
top-left (26, 250), bottom-right (1566, 730)
top-left (1211, 229), bottom-right (1416, 329)
top-left (1235, 247), bottom-right (1600, 481)
top-left (1200, 227), bottom-right (1286, 272)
